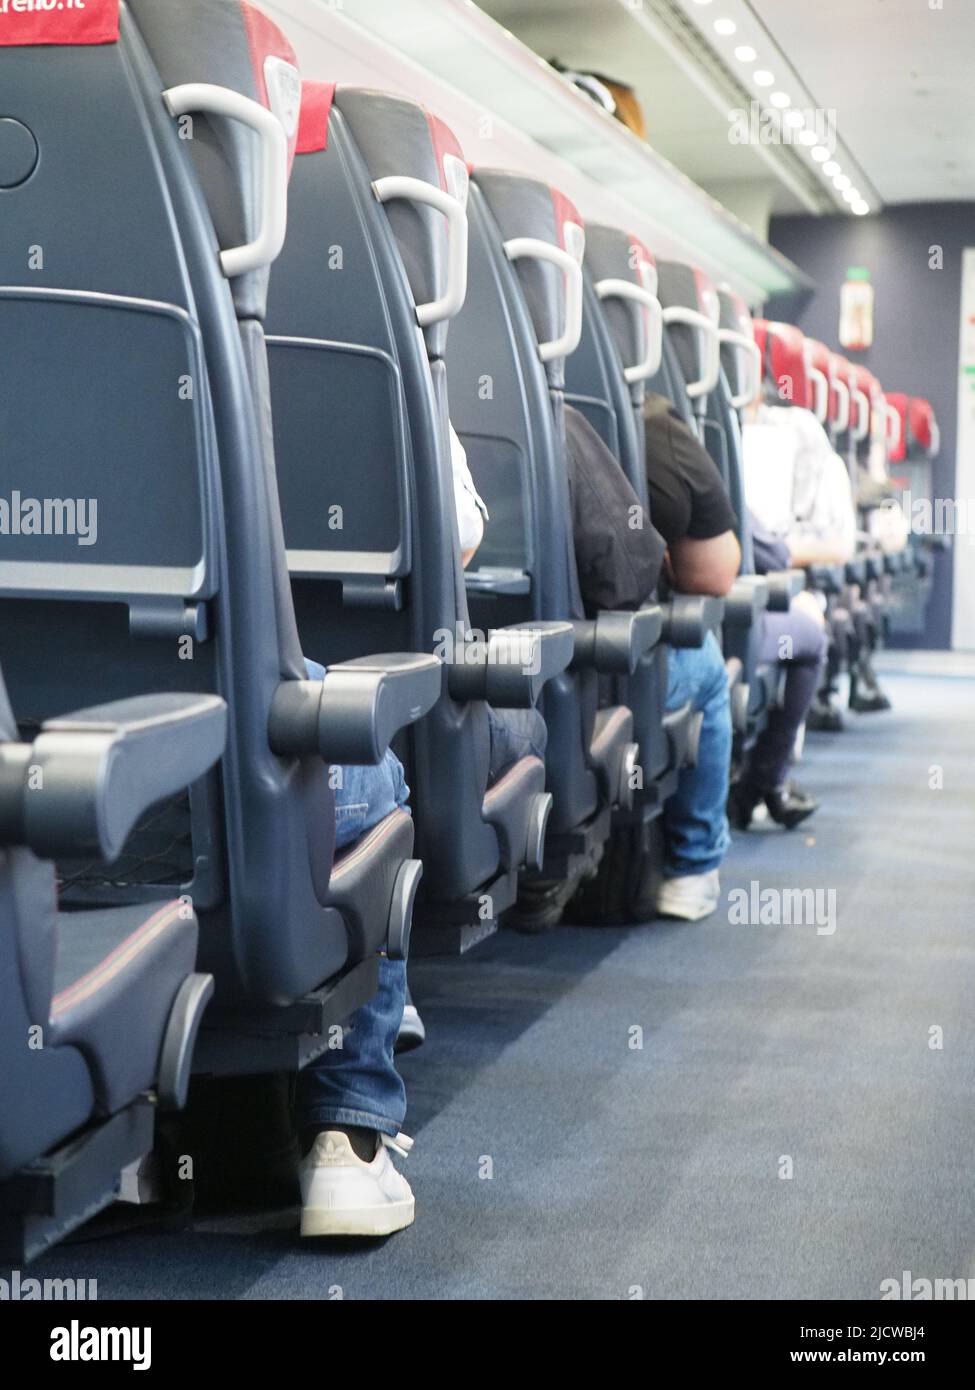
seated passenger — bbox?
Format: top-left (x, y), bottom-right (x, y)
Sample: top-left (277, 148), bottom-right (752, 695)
top-left (640, 394), bottom-right (740, 921)
top-left (728, 512), bottom-right (827, 831)
top-left (518, 399), bottom-right (737, 927)
top-left (295, 424), bottom-right (545, 1240)
top-left (743, 398), bottom-right (890, 721)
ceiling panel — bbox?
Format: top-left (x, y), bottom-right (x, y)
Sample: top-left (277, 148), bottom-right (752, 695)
top-left (750, 0), bottom-right (975, 203)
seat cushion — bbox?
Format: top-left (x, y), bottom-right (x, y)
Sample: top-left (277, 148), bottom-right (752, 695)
top-left (588, 705), bottom-right (634, 800)
top-left (482, 755), bottom-right (546, 870)
top-left (327, 808), bottom-right (414, 963)
top-left (49, 900), bottom-right (197, 1116)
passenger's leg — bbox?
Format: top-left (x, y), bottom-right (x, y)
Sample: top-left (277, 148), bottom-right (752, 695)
top-left (297, 657), bottom-right (415, 1236)
top-left (731, 602), bottom-right (827, 830)
top-left (849, 598), bottom-right (892, 712)
top-left (487, 706), bottom-right (548, 782)
top-left (657, 631), bottom-right (731, 920)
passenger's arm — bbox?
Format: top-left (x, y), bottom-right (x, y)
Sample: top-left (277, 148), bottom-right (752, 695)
top-left (668, 529), bottom-right (741, 598)
top-left (450, 424), bottom-right (488, 569)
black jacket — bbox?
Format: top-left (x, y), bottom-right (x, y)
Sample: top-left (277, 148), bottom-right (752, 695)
top-left (563, 404), bottom-right (666, 615)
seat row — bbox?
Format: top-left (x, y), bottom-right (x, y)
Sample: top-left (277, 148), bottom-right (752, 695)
top-left (0, 0), bottom-right (932, 1261)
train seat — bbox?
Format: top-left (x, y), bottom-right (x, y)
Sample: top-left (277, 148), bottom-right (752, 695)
top-left (448, 168), bottom-right (649, 887)
top-left (266, 83), bottom-right (572, 952)
top-left (0, 0), bottom-right (439, 1074)
top-left (569, 223), bottom-right (702, 803)
top-left (0, 668), bottom-right (226, 1262)
top-left (658, 265), bottom-right (775, 741)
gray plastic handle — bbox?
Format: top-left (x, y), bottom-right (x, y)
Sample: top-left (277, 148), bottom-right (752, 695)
top-left (660, 594), bottom-right (725, 648)
top-left (723, 576), bottom-right (771, 629)
top-left (805, 563), bottom-right (845, 594)
top-left (764, 568), bottom-right (806, 612)
top-left (269, 653), bottom-right (442, 765)
top-left (447, 622), bottom-right (574, 708)
top-left (571, 605), bottom-right (663, 675)
top-left (4, 693), bottom-right (227, 861)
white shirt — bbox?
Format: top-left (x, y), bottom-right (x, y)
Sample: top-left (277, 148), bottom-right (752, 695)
top-left (450, 423), bottom-right (489, 555)
top-left (743, 405), bottom-right (856, 563)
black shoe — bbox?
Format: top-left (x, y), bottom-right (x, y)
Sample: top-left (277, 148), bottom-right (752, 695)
top-left (807, 699), bottom-right (844, 732)
top-left (850, 689), bottom-right (892, 713)
top-left (727, 779), bottom-right (763, 831)
top-left (510, 876), bottom-right (578, 933)
top-left (764, 782), bottom-right (819, 830)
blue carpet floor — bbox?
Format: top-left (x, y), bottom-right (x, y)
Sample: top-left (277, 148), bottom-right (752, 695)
top-left (27, 657), bottom-right (975, 1299)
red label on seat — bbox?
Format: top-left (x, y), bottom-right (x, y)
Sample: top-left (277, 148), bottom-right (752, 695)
top-left (297, 81), bottom-right (336, 155)
top-left (0, 0), bottom-right (119, 46)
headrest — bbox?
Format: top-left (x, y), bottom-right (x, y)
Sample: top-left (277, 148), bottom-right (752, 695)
top-left (908, 397), bottom-right (938, 457)
top-left (584, 224), bottom-right (661, 392)
top-left (803, 338), bottom-right (832, 423)
top-left (752, 319), bottom-right (810, 410)
top-left (717, 287), bottom-right (749, 336)
top-left (335, 87), bottom-right (469, 358)
top-left (127, 0), bottom-right (301, 319)
top-left (296, 80), bottom-right (337, 155)
top-left (829, 353), bottom-right (854, 433)
top-left (0, 0), bottom-right (119, 46)
top-left (885, 392), bottom-right (909, 463)
top-left (473, 168), bottom-right (586, 387)
top-left (717, 288), bottom-right (758, 407)
top-left (657, 261), bottom-right (721, 406)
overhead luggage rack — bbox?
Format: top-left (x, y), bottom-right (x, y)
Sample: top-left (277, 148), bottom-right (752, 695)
top-left (267, 0), bottom-right (811, 303)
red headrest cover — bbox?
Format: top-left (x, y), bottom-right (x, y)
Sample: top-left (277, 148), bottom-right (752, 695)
top-left (754, 319), bottom-right (811, 408)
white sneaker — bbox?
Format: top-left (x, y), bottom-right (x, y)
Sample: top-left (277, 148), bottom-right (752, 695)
top-left (299, 1130), bottom-right (415, 1237)
top-left (656, 868), bottom-right (721, 922)
top-left (395, 1002), bottom-right (426, 1054)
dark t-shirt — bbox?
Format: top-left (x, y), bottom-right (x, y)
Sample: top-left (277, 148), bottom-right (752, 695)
top-left (563, 404), bottom-right (665, 615)
top-left (642, 392), bottom-right (738, 545)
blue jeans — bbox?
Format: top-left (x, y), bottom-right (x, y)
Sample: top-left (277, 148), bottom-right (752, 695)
top-left (663, 631), bottom-right (732, 878)
top-left (296, 658), bottom-right (410, 1137)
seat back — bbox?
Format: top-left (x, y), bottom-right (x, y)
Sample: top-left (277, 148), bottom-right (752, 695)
top-left (0, 0), bottom-right (352, 1006)
top-left (578, 225), bottom-right (663, 502)
top-left (0, 667), bottom-right (94, 1180)
top-left (450, 171), bottom-right (599, 834)
top-left (718, 288), bottom-right (760, 418)
top-left (265, 84), bottom-right (503, 907)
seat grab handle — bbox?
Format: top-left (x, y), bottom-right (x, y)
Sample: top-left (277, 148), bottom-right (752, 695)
top-left (718, 328), bottom-right (762, 410)
top-left (504, 238), bottom-right (584, 363)
top-left (661, 305), bottom-right (721, 399)
top-left (373, 176), bottom-right (469, 327)
top-left (594, 278), bottom-right (664, 383)
top-left (162, 83), bottom-right (289, 280)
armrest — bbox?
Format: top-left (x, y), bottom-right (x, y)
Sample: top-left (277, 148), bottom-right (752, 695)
top-left (864, 552), bottom-right (885, 583)
top-left (764, 568), bottom-right (806, 612)
top-left (0, 693), bottom-right (227, 861)
top-left (805, 563), bottom-right (844, 595)
top-left (464, 567), bottom-right (532, 597)
top-left (269, 653), bottom-right (441, 765)
top-left (570, 605), bottom-right (663, 675)
top-left (447, 622), bottom-right (574, 708)
top-left (659, 594), bottom-right (725, 648)
top-left (723, 576), bottom-right (770, 629)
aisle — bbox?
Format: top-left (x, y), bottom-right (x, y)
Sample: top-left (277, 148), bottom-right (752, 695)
top-left (35, 657), bottom-right (975, 1299)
